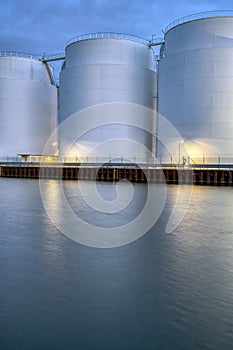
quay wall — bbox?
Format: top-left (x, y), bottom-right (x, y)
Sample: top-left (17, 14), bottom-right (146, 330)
top-left (0, 166), bottom-right (233, 185)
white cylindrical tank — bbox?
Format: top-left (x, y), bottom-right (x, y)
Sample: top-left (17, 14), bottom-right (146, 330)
top-left (158, 12), bottom-right (233, 164)
top-left (59, 33), bottom-right (156, 163)
top-left (0, 54), bottom-right (57, 159)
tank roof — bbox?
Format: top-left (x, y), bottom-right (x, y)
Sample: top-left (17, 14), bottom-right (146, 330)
top-left (164, 10), bottom-right (233, 34)
top-left (0, 51), bottom-right (41, 60)
top-left (66, 32), bottom-right (150, 48)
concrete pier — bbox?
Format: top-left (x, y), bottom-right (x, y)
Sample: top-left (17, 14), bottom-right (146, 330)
top-left (1, 165), bottom-right (233, 185)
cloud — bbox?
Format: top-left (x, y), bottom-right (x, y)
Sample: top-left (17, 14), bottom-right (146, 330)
top-left (0, 1), bottom-right (232, 56)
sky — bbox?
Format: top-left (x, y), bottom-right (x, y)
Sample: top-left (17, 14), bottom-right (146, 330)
top-left (1, 0), bottom-right (233, 78)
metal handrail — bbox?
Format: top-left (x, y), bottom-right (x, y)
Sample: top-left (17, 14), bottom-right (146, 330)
top-left (164, 10), bottom-right (233, 33)
top-left (66, 32), bottom-right (150, 47)
top-left (42, 53), bottom-right (65, 62)
top-left (0, 51), bottom-right (41, 60)
top-left (148, 36), bottom-right (164, 47)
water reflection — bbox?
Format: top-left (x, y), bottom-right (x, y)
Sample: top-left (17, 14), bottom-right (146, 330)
top-left (1, 178), bottom-right (233, 349)
top-left (40, 179), bottom-right (167, 248)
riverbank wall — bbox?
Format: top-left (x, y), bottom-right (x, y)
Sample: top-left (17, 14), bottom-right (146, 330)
top-left (1, 165), bottom-right (233, 185)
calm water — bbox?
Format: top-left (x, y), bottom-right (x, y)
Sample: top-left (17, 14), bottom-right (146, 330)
top-left (1, 178), bottom-right (233, 350)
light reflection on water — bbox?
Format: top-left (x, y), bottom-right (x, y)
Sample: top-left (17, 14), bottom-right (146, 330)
top-left (0, 178), bottom-right (233, 350)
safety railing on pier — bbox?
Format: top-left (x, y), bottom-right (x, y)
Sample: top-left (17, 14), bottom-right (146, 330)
top-left (1, 155), bottom-right (233, 169)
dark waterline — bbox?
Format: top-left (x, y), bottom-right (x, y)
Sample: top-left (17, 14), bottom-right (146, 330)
top-left (1, 178), bottom-right (233, 350)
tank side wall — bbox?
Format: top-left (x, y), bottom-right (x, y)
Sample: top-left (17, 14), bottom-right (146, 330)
top-left (0, 57), bottom-right (57, 158)
top-left (59, 39), bottom-right (155, 162)
top-left (158, 17), bottom-right (233, 163)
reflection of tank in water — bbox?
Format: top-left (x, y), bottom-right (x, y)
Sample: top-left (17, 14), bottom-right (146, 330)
top-left (59, 33), bottom-right (156, 163)
top-left (0, 54), bottom-right (57, 159)
top-left (158, 13), bottom-right (233, 164)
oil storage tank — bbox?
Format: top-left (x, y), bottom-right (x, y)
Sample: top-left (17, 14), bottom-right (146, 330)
top-left (158, 11), bottom-right (233, 164)
top-left (59, 33), bottom-right (156, 163)
top-left (0, 53), bottom-right (57, 160)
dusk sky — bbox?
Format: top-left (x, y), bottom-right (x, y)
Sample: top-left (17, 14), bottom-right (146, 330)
top-left (1, 0), bottom-right (233, 78)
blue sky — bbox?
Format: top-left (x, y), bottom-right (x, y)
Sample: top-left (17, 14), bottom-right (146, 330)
top-left (1, 0), bottom-right (233, 77)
